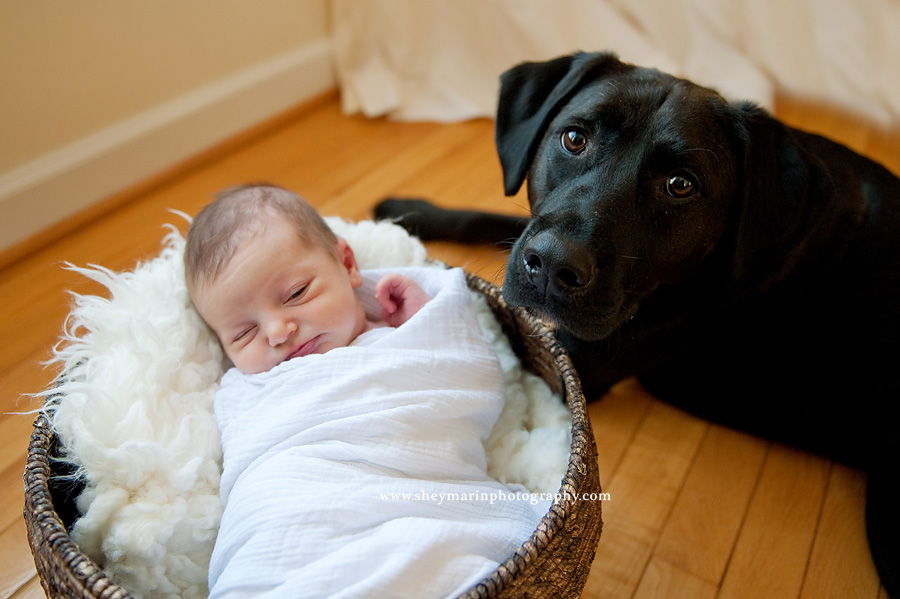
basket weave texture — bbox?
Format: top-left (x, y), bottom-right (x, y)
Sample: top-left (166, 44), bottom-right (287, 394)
top-left (24, 273), bottom-right (602, 599)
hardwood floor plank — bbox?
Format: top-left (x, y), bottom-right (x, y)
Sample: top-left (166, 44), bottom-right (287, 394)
top-left (589, 379), bottom-right (656, 484)
top-left (0, 457), bottom-right (25, 517)
top-left (0, 519), bottom-right (38, 599)
top-left (385, 120), bottom-right (521, 213)
top-left (654, 424), bottom-right (768, 584)
top-left (586, 525), bottom-right (656, 599)
top-left (0, 415), bottom-right (32, 478)
top-left (0, 415), bottom-right (34, 537)
top-left (318, 121), bottom-right (492, 218)
top-left (632, 557), bottom-right (718, 599)
top-left (8, 577), bottom-right (44, 599)
top-left (0, 349), bottom-right (54, 415)
top-left (800, 464), bottom-right (881, 599)
top-left (0, 262), bottom-right (98, 378)
top-left (718, 446), bottom-right (831, 599)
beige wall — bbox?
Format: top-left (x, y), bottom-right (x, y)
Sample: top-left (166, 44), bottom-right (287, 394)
top-left (2, 1), bottom-right (330, 172)
top-left (0, 0), bottom-right (334, 251)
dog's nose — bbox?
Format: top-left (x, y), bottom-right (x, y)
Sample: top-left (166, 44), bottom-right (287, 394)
top-left (521, 231), bottom-right (595, 296)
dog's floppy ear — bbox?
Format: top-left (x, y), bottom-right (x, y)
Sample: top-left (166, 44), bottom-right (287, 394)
top-left (725, 102), bottom-right (829, 289)
top-left (495, 52), bottom-right (628, 196)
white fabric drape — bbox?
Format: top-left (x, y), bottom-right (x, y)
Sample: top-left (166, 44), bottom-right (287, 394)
top-left (331, 0), bottom-right (900, 125)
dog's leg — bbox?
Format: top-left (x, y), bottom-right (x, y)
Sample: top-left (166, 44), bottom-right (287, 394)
top-left (374, 197), bottom-right (527, 245)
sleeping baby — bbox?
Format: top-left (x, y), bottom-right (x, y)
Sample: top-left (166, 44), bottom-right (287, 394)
top-left (184, 184), bottom-right (548, 598)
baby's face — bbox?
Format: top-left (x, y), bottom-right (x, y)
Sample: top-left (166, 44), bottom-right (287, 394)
top-left (192, 217), bottom-right (368, 374)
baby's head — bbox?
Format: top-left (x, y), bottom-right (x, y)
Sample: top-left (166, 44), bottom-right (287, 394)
top-left (185, 184), bottom-right (369, 374)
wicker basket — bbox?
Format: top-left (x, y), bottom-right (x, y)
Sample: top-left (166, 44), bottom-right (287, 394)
top-left (25, 272), bottom-right (602, 599)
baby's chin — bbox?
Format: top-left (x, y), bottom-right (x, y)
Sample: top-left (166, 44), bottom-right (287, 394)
top-left (226, 354), bottom-right (279, 376)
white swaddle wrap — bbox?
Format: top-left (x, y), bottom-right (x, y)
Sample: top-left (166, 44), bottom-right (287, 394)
top-left (209, 267), bottom-right (549, 599)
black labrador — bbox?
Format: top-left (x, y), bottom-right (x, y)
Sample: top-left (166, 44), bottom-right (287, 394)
top-left (375, 52), bottom-right (900, 595)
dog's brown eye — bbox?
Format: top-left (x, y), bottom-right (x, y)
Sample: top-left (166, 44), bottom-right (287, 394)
top-left (664, 173), bottom-right (697, 198)
top-left (561, 128), bottom-right (588, 154)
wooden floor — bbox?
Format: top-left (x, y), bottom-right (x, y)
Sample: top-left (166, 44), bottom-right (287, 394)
top-left (2, 89), bottom-right (898, 599)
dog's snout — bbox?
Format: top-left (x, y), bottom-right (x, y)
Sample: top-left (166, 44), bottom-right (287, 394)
top-left (522, 252), bottom-right (587, 288)
top-left (521, 231), bottom-right (595, 296)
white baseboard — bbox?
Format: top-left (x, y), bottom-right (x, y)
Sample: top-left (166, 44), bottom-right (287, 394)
top-left (0, 38), bottom-right (335, 254)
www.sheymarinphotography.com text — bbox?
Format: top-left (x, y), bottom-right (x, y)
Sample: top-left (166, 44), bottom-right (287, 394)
top-left (379, 489), bottom-right (611, 506)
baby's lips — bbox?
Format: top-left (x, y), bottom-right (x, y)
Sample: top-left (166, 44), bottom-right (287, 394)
top-left (289, 335), bottom-right (320, 360)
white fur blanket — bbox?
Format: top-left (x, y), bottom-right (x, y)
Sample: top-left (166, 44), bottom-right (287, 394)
top-left (211, 267), bottom-right (548, 599)
top-left (46, 218), bottom-right (572, 599)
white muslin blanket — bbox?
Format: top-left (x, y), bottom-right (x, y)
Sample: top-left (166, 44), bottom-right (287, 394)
top-left (209, 267), bottom-right (549, 599)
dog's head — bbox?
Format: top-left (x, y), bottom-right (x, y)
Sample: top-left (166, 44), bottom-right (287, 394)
top-left (497, 52), bottom-right (817, 341)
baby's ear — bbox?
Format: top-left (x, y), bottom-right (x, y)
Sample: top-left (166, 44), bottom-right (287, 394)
top-left (336, 238), bottom-right (363, 287)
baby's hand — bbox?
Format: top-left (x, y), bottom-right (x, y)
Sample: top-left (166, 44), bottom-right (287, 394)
top-left (375, 274), bottom-right (430, 327)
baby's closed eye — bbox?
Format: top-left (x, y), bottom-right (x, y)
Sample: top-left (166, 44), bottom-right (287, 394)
top-left (232, 325), bottom-right (257, 344)
top-left (286, 283), bottom-right (309, 304)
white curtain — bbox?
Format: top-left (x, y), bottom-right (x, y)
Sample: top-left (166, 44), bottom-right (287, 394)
top-left (331, 0), bottom-right (900, 125)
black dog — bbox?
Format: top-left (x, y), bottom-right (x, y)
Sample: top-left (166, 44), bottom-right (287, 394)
top-left (375, 52), bottom-right (900, 595)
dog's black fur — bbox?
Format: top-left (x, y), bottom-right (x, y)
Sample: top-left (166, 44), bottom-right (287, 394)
top-left (375, 52), bottom-right (900, 595)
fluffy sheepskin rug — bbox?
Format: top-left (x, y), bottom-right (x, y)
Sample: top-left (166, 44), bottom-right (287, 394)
top-left (45, 218), bottom-right (571, 599)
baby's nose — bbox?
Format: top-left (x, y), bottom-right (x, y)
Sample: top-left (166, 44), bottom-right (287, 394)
top-left (268, 321), bottom-right (297, 347)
